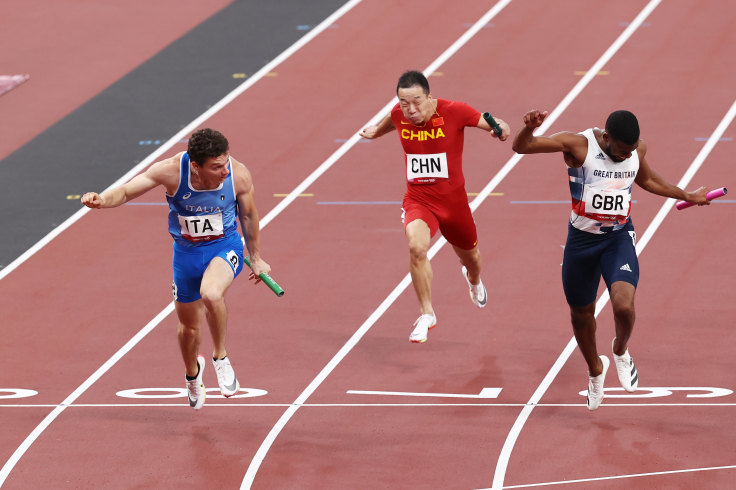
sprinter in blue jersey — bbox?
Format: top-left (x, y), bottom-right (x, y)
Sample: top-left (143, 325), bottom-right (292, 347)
top-left (513, 110), bottom-right (709, 411)
top-left (82, 128), bottom-right (271, 410)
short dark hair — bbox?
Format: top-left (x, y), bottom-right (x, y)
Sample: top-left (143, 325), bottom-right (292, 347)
top-left (605, 110), bottom-right (640, 145)
top-left (187, 128), bottom-right (229, 165)
top-left (397, 70), bottom-right (430, 95)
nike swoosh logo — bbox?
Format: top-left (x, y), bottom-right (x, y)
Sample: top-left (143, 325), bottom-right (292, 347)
top-left (400, 120), bottom-right (413, 125)
top-left (223, 378), bottom-right (239, 393)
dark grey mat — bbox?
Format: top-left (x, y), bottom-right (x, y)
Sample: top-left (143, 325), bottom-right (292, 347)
top-left (0, 0), bottom-right (347, 269)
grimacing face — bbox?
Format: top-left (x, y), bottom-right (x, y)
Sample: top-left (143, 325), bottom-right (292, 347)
top-left (193, 153), bottom-right (230, 188)
top-left (397, 85), bottom-right (434, 126)
top-left (603, 133), bottom-right (638, 162)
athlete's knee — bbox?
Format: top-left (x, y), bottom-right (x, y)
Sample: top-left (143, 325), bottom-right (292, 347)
top-left (569, 304), bottom-right (595, 329)
top-left (407, 241), bottom-right (429, 262)
top-left (459, 246), bottom-right (481, 268)
top-left (610, 283), bottom-right (636, 320)
top-left (612, 299), bottom-right (635, 322)
top-left (199, 288), bottom-right (225, 310)
top-left (177, 320), bottom-right (199, 338)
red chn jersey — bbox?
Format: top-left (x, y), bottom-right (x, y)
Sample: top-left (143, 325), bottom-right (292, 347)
top-left (390, 98), bottom-right (481, 200)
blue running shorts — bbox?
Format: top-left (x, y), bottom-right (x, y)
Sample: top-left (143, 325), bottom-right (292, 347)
top-left (171, 233), bottom-right (244, 303)
top-left (561, 220), bottom-right (639, 307)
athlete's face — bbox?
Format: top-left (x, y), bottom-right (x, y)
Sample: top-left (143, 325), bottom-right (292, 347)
top-left (397, 85), bottom-right (434, 125)
top-left (603, 133), bottom-right (638, 162)
top-left (194, 153), bottom-right (230, 188)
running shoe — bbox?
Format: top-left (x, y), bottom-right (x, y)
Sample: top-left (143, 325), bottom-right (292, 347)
top-left (409, 314), bottom-right (437, 343)
top-left (612, 338), bottom-right (638, 392)
top-left (462, 266), bottom-right (487, 308)
top-left (586, 355), bottom-right (609, 411)
top-left (212, 356), bottom-right (240, 397)
top-left (186, 355), bottom-right (206, 410)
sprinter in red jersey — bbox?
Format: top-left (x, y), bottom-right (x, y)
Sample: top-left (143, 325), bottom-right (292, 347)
top-left (360, 70), bottom-right (510, 343)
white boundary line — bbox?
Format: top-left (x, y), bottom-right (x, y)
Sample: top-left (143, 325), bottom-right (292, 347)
top-left (488, 0), bottom-right (663, 486)
top-left (0, 1), bottom-right (363, 486)
top-left (3, 402), bottom-right (736, 409)
top-left (490, 101), bottom-right (736, 490)
top-left (483, 464), bottom-right (736, 489)
top-left (0, 0), bottom-right (362, 282)
top-left (239, 1), bottom-right (515, 487)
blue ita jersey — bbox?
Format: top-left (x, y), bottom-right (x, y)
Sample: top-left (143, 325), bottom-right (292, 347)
top-left (167, 152), bottom-right (238, 246)
top-left (568, 128), bottom-right (639, 234)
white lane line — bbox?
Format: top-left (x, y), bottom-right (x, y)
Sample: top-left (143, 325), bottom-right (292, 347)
top-left (4, 402), bottom-right (736, 409)
top-left (0, 303), bottom-right (174, 486)
top-left (489, 0), bottom-right (663, 486)
top-left (0, 1), bottom-right (363, 486)
top-left (346, 388), bottom-right (503, 399)
top-left (481, 464), bottom-right (736, 489)
top-left (490, 97), bottom-right (736, 489)
top-left (240, 1), bottom-right (515, 487)
top-left (0, 0), bottom-right (363, 283)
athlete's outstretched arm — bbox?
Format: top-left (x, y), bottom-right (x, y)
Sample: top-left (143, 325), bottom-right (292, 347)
top-left (360, 114), bottom-right (395, 140)
top-left (81, 156), bottom-right (178, 209)
top-left (634, 143), bottom-right (709, 205)
top-left (512, 110), bottom-right (590, 168)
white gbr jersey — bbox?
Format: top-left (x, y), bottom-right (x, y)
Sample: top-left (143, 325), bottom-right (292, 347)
top-left (568, 128), bottom-right (639, 234)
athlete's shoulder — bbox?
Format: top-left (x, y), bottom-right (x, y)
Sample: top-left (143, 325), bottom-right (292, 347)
top-left (439, 99), bottom-right (480, 128)
top-left (149, 152), bottom-right (184, 181)
top-left (230, 157), bottom-right (253, 195)
top-left (636, 138), bottom-right (647, 156)
top-left (440, 99), bottom-right (474, 110)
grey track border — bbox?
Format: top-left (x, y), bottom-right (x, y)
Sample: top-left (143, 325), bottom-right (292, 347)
top-left (0, 0), bottom-right (346, 269)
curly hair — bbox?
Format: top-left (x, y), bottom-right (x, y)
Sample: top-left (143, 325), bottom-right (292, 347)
top-left (187, 128), bottom-right (229, 165)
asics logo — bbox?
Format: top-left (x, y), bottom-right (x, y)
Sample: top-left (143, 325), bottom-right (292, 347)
top-left (182, 192), bottom-right (192, 200)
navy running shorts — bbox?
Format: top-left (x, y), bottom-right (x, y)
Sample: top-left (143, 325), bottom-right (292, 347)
top-left (561, 220), bottom-right (639, 307)
top-left (171, 233), bottom-right (244, 303)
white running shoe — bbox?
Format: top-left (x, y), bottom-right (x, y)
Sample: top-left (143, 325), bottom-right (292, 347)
top-left (409, 314), bottom-right (437, 343)
top-left (212, 356), bottom-right (240, 397)
top-left (186, 355), bottom-right (206, 410)
top-left (462, 266), bottom-right (487, 308)
top-left (612, 338), bottom-right (638, 392)
top-left (586, 355), bottom-right (609, 411)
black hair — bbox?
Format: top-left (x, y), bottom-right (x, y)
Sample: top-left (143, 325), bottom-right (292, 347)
top-left (396, 70), bottom-right (430, 95)
top-left (605, 110), bottom-right (640, 145)
top-left (187, 128), bottom-right (229, 165)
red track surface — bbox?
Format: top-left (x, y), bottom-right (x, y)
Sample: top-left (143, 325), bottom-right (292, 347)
top-left (2, 0), bottom-right (735, 488)
top-left (0, 0), bottom-right (233, 160)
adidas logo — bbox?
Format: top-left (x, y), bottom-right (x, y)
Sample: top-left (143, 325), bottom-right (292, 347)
top-left (595, 152), bottom-right (606, 160)
top-left (620, 263), bottom-right (632, 272)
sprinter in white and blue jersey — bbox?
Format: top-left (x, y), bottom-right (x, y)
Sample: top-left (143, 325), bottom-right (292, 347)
top-left (513, 110), bottom-right (709, 411)
top-left (82, 128), bottom-right (271, 410)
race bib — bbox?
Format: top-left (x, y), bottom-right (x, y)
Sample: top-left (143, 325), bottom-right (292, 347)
top-left (178, 213), bottom-right (224, 242)
top-left (406, 152), bottom-right (448, 184)
top-left (582, 187), bottom-right (631, 221)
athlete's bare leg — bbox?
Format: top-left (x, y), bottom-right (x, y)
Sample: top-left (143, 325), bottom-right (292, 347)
top-left (570, 302), bottom-right (604, 376)
top-left (452, 244), bottom-right (482, 284)
top-left (175, 300), bottom-right (203, 377)
top-left (200, 257), bottom-right (235, 360)
top-left (609, 281), bottom-right (636, 355)
top-left (405, 219), bottom-right (434, 315)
